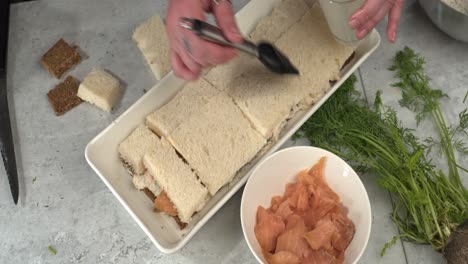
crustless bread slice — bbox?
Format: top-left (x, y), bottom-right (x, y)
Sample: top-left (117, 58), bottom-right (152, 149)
top-left (77, 69), bottom-right (121, 112)
top-left (204, 0), bottom-right (309, 91)
top-left (132, 171), bottom-right (161, 197)
top-left (220, 3), bottom-right (355, 139)
top-left (249, 0), bottom-right (309, 42)
top-left (133, 15), bottom-right (171, 80)
top-left (118, 125), bottom-right (161, 175)
top-left (146, 78), bottom-right (219, 137)
top-left (41, 39), bottom-right (81, 79)
top-left (143, 138), bottom-right (209, 224)
top-left (47, 76), bottom-right (83, 116)
top-left (167, 93), bottom-right (266, 195)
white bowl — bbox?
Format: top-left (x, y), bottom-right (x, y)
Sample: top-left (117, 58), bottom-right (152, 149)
top-left (241, 146), bottom-right (371, 264)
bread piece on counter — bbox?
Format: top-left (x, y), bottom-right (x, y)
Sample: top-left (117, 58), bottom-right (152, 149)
top-left (41, 39), bottom-right (81, 79)
top-left (77, 69), bottom-right (121, 112)
top-left (118, 125), bottom-right (161, 175)
top-left (146, 78), bottom-right (219, 137)
top-left (143, 138), bottom-right (209, 224)
top-left (47, 76), bottom-right (83, 116)
top-left (133, 15), bottom-right (171, 80)
top-left (249, 0), bottom-right (309, 42)
top-left (168, 93), bottom-right (266, 195)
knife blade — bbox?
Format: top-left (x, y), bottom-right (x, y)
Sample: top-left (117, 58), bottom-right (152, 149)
top-left (0, 77), bottom-right (18, 205)
top-left (0, 0), bottom-right (19, 205)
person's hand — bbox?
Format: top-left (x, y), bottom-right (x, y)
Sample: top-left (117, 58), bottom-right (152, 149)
top-left (166, 0), bottom-right (243, 80)
top-left (349, 0), bottom-right (404, 43)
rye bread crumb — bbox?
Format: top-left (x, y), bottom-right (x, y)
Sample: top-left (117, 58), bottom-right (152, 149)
top-left (41, 39), bottom-right (81, 79)
top-left (143, 188), bottom-right (157, 201)
top-left (47, 76), bottom-right (82, 116)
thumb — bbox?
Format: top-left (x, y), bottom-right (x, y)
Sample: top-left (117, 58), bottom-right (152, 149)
top-left (212, 0), bottom-right (243, 43)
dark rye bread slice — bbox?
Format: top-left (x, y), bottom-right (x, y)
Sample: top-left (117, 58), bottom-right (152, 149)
top-left (47, 76), bottom-right (83, 116)
top-left (41, 39), bottom-right (81, 79)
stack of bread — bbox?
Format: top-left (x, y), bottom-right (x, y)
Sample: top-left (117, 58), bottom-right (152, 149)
top-left (119, 1), bottom-right (356, 228)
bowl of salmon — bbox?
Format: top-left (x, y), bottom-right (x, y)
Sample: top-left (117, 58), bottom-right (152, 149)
top-left (241, 146), bottom-right (371, 264)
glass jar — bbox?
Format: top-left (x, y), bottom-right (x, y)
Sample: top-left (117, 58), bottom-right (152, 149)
top-left (318, 0), bottom-right (366, 46)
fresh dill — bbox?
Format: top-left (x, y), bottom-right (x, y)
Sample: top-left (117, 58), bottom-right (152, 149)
top-left (389, 47), bottom-right (467, 188)
top-left (295, 64), bottom-right (467, 254)
top-left (47, 245), bottom-right (56, 255)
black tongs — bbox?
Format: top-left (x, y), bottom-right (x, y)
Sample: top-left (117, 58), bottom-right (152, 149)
top-left (179, 17), bottom-right (299, 75)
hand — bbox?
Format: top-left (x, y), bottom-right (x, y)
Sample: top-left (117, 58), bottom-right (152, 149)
top-left (166, 0), bottom-right (243, 80)
top-left (349, 0), bottom-right (404, 43)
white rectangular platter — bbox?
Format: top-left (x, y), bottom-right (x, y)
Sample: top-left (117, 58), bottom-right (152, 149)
top-left (85, 0), bottom-right (381, 254)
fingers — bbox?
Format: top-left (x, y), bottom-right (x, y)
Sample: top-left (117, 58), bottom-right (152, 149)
top-left (188, 36), bottom-right (238, 65)
top-left (171, 30), bottom-right (236, 79)
top-left (165, 0), bottom-right (240, 80)
top-left (171, 49), bottom-right (199, 80)
top-left (211, 0), bottom-right (244, 43)
top-left (349, 0), bottom-right (403, 41)
top-left (355, 7), bottom-right (389, 39)
top-left (387, 0), bottom-right (403, 42)
top-left (349, 0), bottom-right (383, 30)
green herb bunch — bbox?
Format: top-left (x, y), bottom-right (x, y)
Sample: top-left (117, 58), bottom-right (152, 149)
top-left (295, 47), bottom-right (468, 254)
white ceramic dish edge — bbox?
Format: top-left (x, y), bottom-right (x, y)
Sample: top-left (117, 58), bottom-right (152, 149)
top-left (84, 0), bottom-right (381, 254)
top-left (240, 146), bottom-right (372, 264)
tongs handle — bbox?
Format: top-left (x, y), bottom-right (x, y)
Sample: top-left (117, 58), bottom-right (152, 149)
top-left (179, 17), bottom-right (259, 57)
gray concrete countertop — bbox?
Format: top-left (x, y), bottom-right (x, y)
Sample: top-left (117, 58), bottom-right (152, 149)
top-left (1, 0), bottom-right (466, 263)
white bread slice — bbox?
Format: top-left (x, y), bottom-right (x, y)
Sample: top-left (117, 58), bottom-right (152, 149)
top-left (168, 93), bottom-right (266, 195)
top-left (203, 53), bottom-right (254, 92)
top-left (224, 64), bottom-right (329, 139)
top-left (249, 0), bottom-right (309, 42)
top-left (222, 4), bottom-right (354, 139)
top-left (143, 138), bottom-right (208, 223)
top-left (204, 0), bottom-right (308, 91)
top-left (146, 78), bottom-right (219, 137)
top-left (133, 15), bottom-right (171, 80)
top-left (275, 4), bottom-right (356, 82)
top-left (77, 69), bottom-right (121, 112)
top-left (118, 125), bottom-right (161, 175)
top-left (132, 171), bottom-right (161, 196)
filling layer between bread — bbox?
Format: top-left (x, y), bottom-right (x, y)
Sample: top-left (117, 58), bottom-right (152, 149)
top-left (122, 160), bottom-right (189, 229)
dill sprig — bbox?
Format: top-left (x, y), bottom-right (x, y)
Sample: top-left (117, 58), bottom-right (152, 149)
top-left (390, 47), bottom-right (468, 188)
top-left (295, 72), bottom-right (468, 254)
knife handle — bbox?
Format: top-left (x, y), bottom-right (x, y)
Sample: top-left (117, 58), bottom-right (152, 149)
top-left (0, 0), bottom-right (9, 75)
top-left (179, 17), bottom-right (259, 58)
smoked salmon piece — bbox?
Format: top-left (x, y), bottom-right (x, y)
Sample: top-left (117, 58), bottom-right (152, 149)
top-left (276, 217), bottom-right (311, 258)
top-left (254, 157), bottom-right (355, 264)
top-left (276, 200), bottom-right (294, 220)
top-left (285, 214), bottom-right (303, 230)
top-left (308, 157), bottom-right (327, 179)
top-left (255, 206), bottom-right (286, 252)
top-left (304, 219), bottom-right (337, 250)
top-left (264, 250), bottom-right (301, 264)
top-left (153, 191), bottom-right (178, 217)
top-left (331, 212), bottom-right (356, 251)
top-left (271, 196), bottom-right (284, 212)
top-left (302, 249), bottom-right (338, 264)
top-left (288, 183), bottom-right (308, 209)
top-left (297, 169), bottom-right (314, 185)
top-left (285, 183), bottom-right (297, 198)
